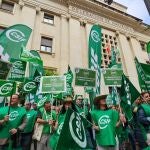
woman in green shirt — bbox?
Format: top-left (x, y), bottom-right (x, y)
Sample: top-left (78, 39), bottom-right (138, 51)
top-left (91, 95), bottom-right (126, 150)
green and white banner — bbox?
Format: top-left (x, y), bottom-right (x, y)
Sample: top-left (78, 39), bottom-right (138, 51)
top-left (20, 47), bottom-right (43, 66)
top-left (147, 41), bottom-right (150, 61)
top-left (0, 80), bottom-right (16, 97)
top-left (22, 78), bottom-right (37, 94)
top-left (35, 94), bottom-right (51, 108)
top-left (0, 59), bottom-right (12, 80)
top-left (120, 74), bottom-right (140, 121)
top-left (39, 76), bottom-right (66, 94)
top-left (102, 68), bottom-right (123, 86)
top-left (135, 57), bottom-right (150, 92)
top-left (75, 68), bottom-right (96, 87)
top-left (56, 108), bottom-right (90, 150)
top-left (29, 50), bottom-right (44, 78)
top-left (88, 25), bottom-right (102, 95)
top-left (64, 66), bottom-right (74, 96)
top-left (8, 58), bottom-right (26, 82)
top-left (0, 24), bottom-right (32, 61)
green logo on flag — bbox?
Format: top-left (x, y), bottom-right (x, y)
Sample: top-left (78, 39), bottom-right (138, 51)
top-left (23, 81), bottom-right (36, 92)
top-left (6, 29), bottom-right (26, 42)
top-left (37, 95), bottom-right (48, 107)
top-left (0, 80), bottom-right (15, 96)
top-left (91, 30), bottom-right (100, 42)
top-left (0, 24), bottom-right (32, 61)
top-left (88, 25), bottom-right (102, 95)
top-left (69, 112), bottom-right (87, 148)
top-left (0, 82), bottom-right (13, 95)
top-left (57, 123), bottom-right (64, 135)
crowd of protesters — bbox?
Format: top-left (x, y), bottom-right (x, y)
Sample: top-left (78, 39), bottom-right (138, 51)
top-left (0, 92), bottom-right (150, 150)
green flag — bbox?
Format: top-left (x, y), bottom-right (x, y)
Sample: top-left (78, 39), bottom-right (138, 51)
top-left (22, 78), bottom-right (38, 94)
top-left (56, 108), bottom-right (91, 150)
top-left (147, 41), bottom-right (150, 61)
top-left (63, 65), bottom-right (73, 96)
top-left (0, 24), bottom-right (32, 61)
top-left (135, 57), bottom-right (150, 92)
top-left (111, 86), bottom-right (120, 105)
top-left (35, 93), bottom-right (51, 109)
top-left (29, 50), bottom-right (44, 78)
top-left (120, 74), bottom-right (140, 121)
top-left (109, 47), bottom-right (117, 68)
top-left (20, 47), bottom-right (43, 66)
top-left (33, 69), bottom-right (41, 83)
top-left (0, 80), bottom-right (16, 96)
top-left (8, 58), bottom-right (26, 82)
top-left (88, 25), bottom-right (102, 95)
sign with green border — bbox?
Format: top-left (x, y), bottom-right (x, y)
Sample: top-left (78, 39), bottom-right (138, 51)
top-left (102, 68), bottom-right (123, 86)
top-left (75, 68), bottom-right (96, 87)
top-left (39, 76), bottom-right (66, 93)
top-left (8, 58), bottom-right (26, 82)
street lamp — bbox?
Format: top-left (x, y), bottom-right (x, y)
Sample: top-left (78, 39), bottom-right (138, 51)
top-left (104, 0), bottom-right (113, 5)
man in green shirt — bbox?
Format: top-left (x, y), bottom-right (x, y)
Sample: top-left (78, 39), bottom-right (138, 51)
top-left (36, 101), bottom-right (56, 150)
top-left (20, 101), bottom-right (37, 150)
top-left (91, 95), bottom-right (125, 150)
top-left (0, 94), bottom-right (27, 150)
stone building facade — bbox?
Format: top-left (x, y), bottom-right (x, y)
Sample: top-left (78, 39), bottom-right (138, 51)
top-left (0, 0), bottom-right (150, 94)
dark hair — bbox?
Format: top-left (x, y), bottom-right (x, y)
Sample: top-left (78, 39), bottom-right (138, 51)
top-left (60, 102), bottom-right (77, 114)
top-left (44, 101), bottom-right (51, 106)
top-left (141, 92), bottom-right (150, 97)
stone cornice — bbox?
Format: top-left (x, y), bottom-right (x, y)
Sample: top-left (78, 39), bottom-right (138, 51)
top-left (21, 0), bottom-right (149, 37)
top-left (69, 5), bottom-right (134, 34)
top-left (22, 0), bottom-right (68, 16)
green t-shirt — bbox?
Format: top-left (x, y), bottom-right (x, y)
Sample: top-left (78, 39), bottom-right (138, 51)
top-left (0, 106), bottom-right (26, 138)
top-left (91, 109), bottom-right (119, 146)
top-left (23, 109), bottom-right (37, 133)
top-left (39, 108), bottom-right (56, 134)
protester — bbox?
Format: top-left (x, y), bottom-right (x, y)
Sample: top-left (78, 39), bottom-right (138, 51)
top-left (90, 94), bottom-right (126, 150)
top-left (32, 102), bottom-right (37, 111)
top-left (36, 101), bottom-right (56, 150)
top-left (74, 95), bottom-right (95, 149)
top-left (49, 95), bottom-right (73, 150)
top-left (136, 92), bottom-right (150, 149)
top-left (0, 94), bottom-right (27, 150)
top-left (20, 101), bottom-right (37, 150)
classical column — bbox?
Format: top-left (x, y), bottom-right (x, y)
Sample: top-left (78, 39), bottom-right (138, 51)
top-left (18, 5), bottom-right (37, 49)
top-left (59, 14), bottom-right (70, 74)
top-left (68, 18), bottom-right (83, 68)
top-left (30, 6), bottom-right (41, 50)
top-left (117, 32), bottom-right (140, 91)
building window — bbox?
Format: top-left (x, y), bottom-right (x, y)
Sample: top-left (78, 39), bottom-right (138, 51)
top-left (40, 37), bottom-right (53, 53)
top-left (43, 13), bottom-right (54, 24)
top-left (44, 67), bottom-right (57, 76)
top-left (101, 33), bottom-right (121, 68)
top-left (140, 41), bottom-right (146, 51)
top-left (1, 1), bottom-right (14, 12)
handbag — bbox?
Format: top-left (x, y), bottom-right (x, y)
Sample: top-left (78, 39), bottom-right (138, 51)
top-left (32, 123), bottom-right (43, 141)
